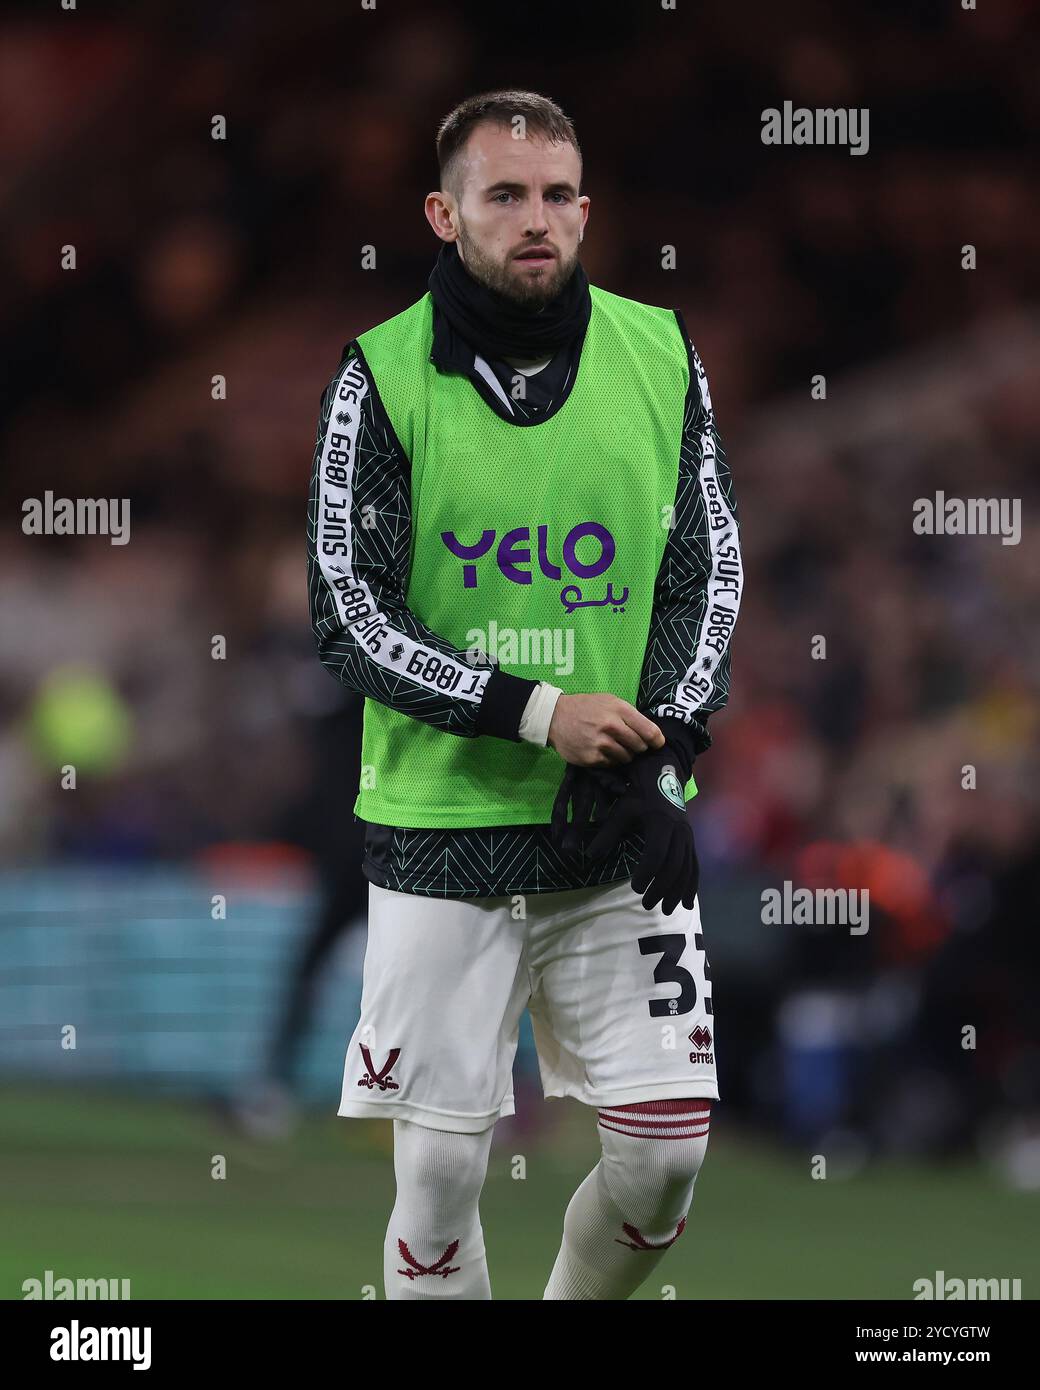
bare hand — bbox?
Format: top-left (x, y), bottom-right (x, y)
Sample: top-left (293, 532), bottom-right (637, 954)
top-left (546, 693), bottom-right (665, 767)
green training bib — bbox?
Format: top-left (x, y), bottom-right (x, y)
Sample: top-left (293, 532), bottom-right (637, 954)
top-left (352, 285), bottom-right (696, 827)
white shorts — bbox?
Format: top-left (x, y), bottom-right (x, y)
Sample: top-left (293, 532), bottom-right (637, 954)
top-left (337, 877), bottom-right (719, 1133)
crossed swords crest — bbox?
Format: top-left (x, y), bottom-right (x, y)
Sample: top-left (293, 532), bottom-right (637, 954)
top-left (357, 1044), bottom-right (401, 1091)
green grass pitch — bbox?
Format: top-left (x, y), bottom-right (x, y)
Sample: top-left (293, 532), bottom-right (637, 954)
top-left (1, 1083), bottom-right (1034, 1300)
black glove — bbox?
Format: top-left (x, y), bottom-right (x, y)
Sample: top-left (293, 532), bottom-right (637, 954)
top-left (550, 764), bottom-right (631, 857)
top-left (583, 747), bottom-right (699, 915)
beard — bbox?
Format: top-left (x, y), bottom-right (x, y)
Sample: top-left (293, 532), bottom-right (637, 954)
top-left (456, 223), bottom-right (579, 309)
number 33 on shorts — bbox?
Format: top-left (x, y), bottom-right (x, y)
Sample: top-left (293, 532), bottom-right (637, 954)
top-left (638, 929), bottom-right (715, 1066)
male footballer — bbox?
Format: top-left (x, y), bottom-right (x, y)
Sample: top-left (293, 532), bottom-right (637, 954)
top-left (307, 89), bottom-right (743, 1300)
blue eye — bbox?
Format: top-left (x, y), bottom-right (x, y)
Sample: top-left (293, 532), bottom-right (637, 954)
top-left (492, 191), bottom-right (569, 204)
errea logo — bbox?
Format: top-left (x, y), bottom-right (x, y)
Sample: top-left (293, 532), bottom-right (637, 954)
top-left (689, 1025), bottom-right (713, 1065)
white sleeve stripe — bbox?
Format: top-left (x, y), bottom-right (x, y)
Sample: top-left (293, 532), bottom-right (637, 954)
top-left (313, 355), bottom-right (490, 705)
top-left (670, 411), bottom-right (743, 720)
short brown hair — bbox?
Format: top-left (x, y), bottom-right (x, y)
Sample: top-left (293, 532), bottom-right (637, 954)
top-left (436, 89), bottom-right (581, 202)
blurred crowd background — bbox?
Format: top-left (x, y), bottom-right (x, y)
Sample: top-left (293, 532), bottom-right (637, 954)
top-left (2, 0), bottom-right (1039, 1187)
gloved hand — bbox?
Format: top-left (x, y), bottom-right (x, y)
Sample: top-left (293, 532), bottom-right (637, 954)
top-left (553, 746), bottom-right (699, 915)
top-left (550, 764), bottom-right (631, 856)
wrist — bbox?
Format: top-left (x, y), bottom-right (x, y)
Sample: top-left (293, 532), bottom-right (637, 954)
top-left (475, 667), bottom-right (541, 741)
top-left (520, 682), bottom-right (564, 747)
top-left (639, 738), bottom-right (693, 788)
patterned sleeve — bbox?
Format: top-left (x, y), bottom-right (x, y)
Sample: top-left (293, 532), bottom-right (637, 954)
top-left (636, 319), bottom-right (744, 778)
top-left (307, 345), bottom-right (538, 741)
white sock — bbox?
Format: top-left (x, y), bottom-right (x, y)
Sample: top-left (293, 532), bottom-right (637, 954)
top-left (383, 1119), bottom-right (494, 1300)
top-left (544, 1100), bottom-right (711, 1300)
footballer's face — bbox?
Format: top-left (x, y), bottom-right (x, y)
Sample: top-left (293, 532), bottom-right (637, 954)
top-left (426, 122), bottom-right (589, 309)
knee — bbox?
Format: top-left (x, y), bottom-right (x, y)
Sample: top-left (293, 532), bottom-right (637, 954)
top-left (597, 1101), bottom-right (712, 1228)
top-left (393, 1119), bottom-right (492, 1207)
